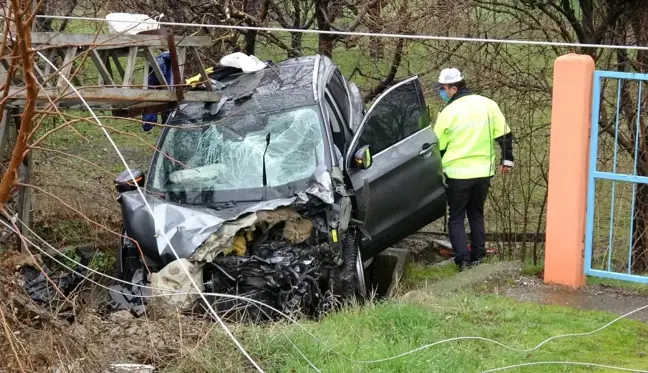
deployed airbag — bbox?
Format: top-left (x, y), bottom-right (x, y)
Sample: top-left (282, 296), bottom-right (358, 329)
top-left (220, 52), bottom-right (268, 73)
top-left (169, 163), bottom-right (227, 184)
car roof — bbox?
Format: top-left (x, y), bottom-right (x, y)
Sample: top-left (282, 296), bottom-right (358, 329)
top-left (172, 55), bottom-right (337, 121)
top-left (207, 55), bottom-right (335, 106)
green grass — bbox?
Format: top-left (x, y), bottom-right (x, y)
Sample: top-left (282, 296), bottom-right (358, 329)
top-left (399, 261), bottom-right (458, 291)
top-left (33, 217), bottom-right (93, 246)
top-left (37, 110), bottom-right (158, 171)
top-left (168, 293), bottom-right (648, 373)
top-left (27, 8), bottom-right (635, 252)
top-left (520, 262), bottom-right (544, 277)
top-left (26, 13), bottom-right (648, 373)
top-left (167, 260), bottom-right (648, 373)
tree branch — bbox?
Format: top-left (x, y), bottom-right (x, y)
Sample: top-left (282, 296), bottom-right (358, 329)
top-left (0, 0), bottom-right (38, 210)
top-left (363, 37), bottom-right (405, 102)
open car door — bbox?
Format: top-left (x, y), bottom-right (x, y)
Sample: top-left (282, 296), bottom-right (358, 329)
top-left (346, 76), bottom-right (446, 259)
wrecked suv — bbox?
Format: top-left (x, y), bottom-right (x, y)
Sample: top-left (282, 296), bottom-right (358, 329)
top-left (113, 55), bottom-right (447, 319)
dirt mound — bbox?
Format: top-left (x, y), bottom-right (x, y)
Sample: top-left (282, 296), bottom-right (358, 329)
top-left (0, 252), bottom-right (212, 372)
top-left (0, 296), bottom-right (212, 372)
top-left (71, 310), bottom-right (211, 367)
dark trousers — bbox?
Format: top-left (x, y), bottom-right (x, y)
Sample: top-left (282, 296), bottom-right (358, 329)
top-left (446, 177), bottom-right (491, 264)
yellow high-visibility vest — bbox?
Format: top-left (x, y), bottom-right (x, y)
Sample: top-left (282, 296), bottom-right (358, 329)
top-left (433, 94), bottom-right (511, 179)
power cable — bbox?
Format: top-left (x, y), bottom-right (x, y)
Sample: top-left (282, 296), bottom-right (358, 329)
top-left (32, 14), bottom-right (648, 51)
top-left (29, 47), bottom-right (266, 373)
top-left (0, 13), bottom-right (645, 371)
top-left (1, 218), bottom-right (322, 371)
top-left (481, 361), bottom-right (648, 372)
top-left (4, 213), bottom-right (648, 368)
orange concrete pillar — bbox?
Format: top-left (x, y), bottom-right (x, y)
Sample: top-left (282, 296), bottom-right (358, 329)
top-left (544, 54), bottom-right (595, 289)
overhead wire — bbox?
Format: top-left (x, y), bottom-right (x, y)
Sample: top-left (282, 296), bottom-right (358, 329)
top-left (33, 14), bottom-right (648, 51)
top-left (2, 12), bottom-right (646, 372)
top-left (28, 47), bottom-right (266, 373)
top-left (5, 212), bottom-right (648, 368)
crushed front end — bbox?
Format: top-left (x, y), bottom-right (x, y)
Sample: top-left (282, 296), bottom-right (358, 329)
top-left (110, 60), bottom-right (364, 320)
top-left (112, 167), bottom-right (361, 321)
top-left (201, 205), bottom-right (353, 321)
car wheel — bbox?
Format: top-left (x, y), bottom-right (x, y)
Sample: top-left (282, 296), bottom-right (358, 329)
top-left (355, 247), bottom-right (367, 299)
top-left (340, 228), bottom-right (366, 301)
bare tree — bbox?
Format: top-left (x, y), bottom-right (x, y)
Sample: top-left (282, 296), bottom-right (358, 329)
top-left (16, 0), bottom-right (640, 270)
top-left (477, 0), bottom-right (648, 271)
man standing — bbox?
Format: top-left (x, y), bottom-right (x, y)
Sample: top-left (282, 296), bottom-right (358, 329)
top-left (433, 68), bottom-right (514, 271)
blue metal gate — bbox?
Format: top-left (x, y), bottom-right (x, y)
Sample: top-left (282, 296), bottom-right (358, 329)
top-left (585, 71), bottom-right (648, 284)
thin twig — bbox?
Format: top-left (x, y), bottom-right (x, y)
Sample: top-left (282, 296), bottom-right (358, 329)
top-left (0, 305), bottom-right (26, 373)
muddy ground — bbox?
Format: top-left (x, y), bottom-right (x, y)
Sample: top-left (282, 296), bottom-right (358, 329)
top-left (497, 275), bottom-right (648, 323)
top-left (3, 233), bottom-right (648, 372)
top-left (402, 257), bottom-right (648, 324)
top-left (396, 232), bottom-right (648, 324)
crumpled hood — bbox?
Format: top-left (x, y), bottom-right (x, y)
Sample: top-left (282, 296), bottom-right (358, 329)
top-left (119, 164), bottom-right (336, 261)
top-left (120, 192), bottom-right (297, 259)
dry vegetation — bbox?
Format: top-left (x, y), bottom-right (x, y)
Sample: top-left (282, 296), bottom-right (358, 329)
top-left (0, 0), bottom-right (647, 371)
top-left (20, 0), bottom-right (648, 268)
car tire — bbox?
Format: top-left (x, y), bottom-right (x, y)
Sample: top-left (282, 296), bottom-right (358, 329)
top-left (355, 247), bottom-right (367, 299)
top-left (340, 228), bottom-right (366, 302)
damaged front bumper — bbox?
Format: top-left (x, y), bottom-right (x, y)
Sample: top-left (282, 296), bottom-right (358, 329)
top-left (111, 171), bottom-right (360, 321)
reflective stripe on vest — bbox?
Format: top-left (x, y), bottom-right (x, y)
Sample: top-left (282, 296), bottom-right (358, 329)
top-left (433, 94), bottom-right (510, 180)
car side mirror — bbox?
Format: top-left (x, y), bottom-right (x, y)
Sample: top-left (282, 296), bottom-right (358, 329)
top-left (114, 169), bottom-right (145, 193)
top-left (353, 145), bottom-right (373, 170)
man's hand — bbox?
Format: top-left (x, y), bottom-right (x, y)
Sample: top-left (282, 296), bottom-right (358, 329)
top-left (499, 160), bottom-right (514, 174)
top-left (499, 165), bottom-right (512, 174)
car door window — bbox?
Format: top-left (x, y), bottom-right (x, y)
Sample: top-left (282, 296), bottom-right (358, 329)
top-left (324, 94), bottom-right (342, 133)
top-left (328, 70), bottom-right (351, 126)
top-left (324, 94), bottom-right (345, 152)
top-left (355, 78), bottom-right (427, 155)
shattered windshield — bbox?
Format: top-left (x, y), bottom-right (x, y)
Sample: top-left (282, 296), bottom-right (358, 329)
top-left (150, 105), bottom-right (326, 202)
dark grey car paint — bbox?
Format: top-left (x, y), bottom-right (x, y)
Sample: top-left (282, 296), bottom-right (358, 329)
top-left (347, 77), bottom-right (446, 258)
top-left (119, 161), bottom-right (336, 263)
top-left (121, 56), bottom-right (445, 267)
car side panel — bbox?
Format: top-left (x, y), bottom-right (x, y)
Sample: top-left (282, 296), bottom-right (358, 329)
top-left (349, 128), bottom-right (446, 258)
top-left (346, 77), bottom-right (447, 259)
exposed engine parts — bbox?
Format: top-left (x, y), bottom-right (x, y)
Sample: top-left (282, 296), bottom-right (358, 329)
top-left (110, 204), bottom-right (361, 322)
top-left (201, 207), bottom-right (359, 321)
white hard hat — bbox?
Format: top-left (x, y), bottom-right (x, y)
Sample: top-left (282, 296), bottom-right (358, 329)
top-left (433, 68), bottom-right (464, 89)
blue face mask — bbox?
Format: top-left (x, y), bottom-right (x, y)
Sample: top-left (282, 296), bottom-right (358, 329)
top-left (439, 89), bottom-right (450, 103)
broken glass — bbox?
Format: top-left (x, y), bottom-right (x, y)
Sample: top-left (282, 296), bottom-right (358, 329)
top-left (150, 106), bottom-right (325, 197)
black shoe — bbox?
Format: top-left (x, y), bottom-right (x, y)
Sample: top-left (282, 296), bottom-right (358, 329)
top-left (470, 251), bottom-right (486, 263)
top-left (471, 258), bottom-right (484, 267)
top-left (456, 261), bottom-right (472, 271)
